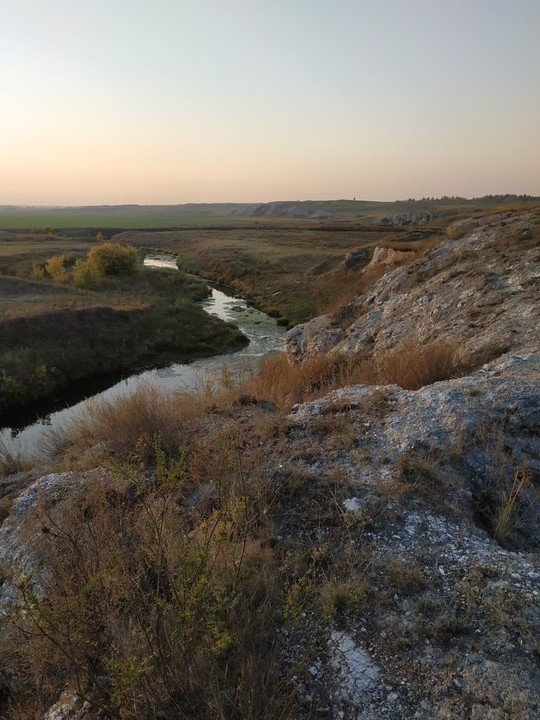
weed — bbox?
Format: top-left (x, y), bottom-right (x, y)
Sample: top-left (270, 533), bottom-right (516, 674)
top-left (492, 467), bottom-right (532, 542)
top-left (1, 435), bottom-right (297, 719)
top-left (473, 422), bottom-right (533, 546)
top-left (319, 579), bottom-right (370, 615)
top-left (384, 560), bottom-right (427, 596)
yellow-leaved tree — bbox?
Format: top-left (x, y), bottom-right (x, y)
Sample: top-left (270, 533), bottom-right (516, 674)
top-left (45, 255), bottom-right (69, 283)
top-left (87, 243), bottom-right (140, 276)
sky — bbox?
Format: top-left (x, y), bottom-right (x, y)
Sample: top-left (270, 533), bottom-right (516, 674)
top-left (0, 0), bottom-right (539, 205)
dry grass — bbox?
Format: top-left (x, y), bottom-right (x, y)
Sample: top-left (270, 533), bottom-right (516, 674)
top-left (47, 333), bottom-right (478, 464)
top-left (243, 353), bottom-right (375, 410)
top-left (492, 467), bottom-right (532, 542)
top-left (445, 218), bottom-right (477, 240)
top-left (384, 560), bottom-right (427, 596)
top-left (1, 430), bottom-right (297, 720)
top-left (375, 336), bottom-right (472, 390)
top-left (249, 335), bottom-right (472, 407)
top-left (45, 379), bottom-right (236, 463)
top-left (473, 422), bottom-right (534, 546)
top-left (0, 440), bottom-right (33, 480)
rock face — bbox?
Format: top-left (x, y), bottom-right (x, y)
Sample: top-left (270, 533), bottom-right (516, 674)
top-left (287, 211), bottom-right (539, 364)
top-left (44, 692), bottom-right (94, 720)
top-left (280, 211), bottom-right (539, 718)
top-left (280, 359), bottom-right (539, 717)
top-left (363, 246), bottom-right (417, 271)
top-left (289, 351), bottom-right (539, 549)
top-left (379, 212), bottom-right (435, 226)
top-left (0, 470), bottom-right (110, 598)
top-left (287, 315), bottom-right (345, 362)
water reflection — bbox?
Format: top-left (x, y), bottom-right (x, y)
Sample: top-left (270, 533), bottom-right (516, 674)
top-left (0, 256), bottom-right (285, 458)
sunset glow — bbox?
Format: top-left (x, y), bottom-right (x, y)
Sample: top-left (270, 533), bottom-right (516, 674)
top-left (1, 0), bottom-right (539, 204)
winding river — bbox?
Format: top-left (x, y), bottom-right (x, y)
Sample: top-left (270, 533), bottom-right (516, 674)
top-left (0, 255), bottom-right (285, 459)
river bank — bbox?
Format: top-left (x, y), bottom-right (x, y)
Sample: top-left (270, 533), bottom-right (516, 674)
top-left (0, 256), bottom-right (248, 420)
top-left (1, 279), bottom-right (285, 460)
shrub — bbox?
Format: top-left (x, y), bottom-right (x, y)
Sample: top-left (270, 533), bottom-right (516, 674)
top-left (384, 560), bottom-right (427, 595)
top-left (45, 255), bottom-right (69, 283)
top-left (87, 242), bottom-right (140, 277)
top-left (319, 579), bottom-right (370, 615)
top-left (473, 423), bottom-right (533, 545)
top-left (72, 258), bottom-right (98, 289)
top-left (492, 467), bottom-right (532, 542)
top-left (2, 436), bottom-right (295, 719)
top-left (31, 263), bottom-right (45, 280)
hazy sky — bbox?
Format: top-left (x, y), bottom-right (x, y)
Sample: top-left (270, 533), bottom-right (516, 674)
top-left (1, 0), bottom-right (539, 204)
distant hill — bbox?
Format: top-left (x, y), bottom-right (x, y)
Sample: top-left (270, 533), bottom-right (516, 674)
top-left (0, 195), bottom-right (538, 229)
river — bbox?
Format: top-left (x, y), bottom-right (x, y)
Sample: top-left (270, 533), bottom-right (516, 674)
top-left (0, 255), bottom-right (285, 459)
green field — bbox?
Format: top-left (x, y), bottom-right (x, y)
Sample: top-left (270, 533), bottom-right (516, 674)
top-left (0, 211), bottom-right (254, 230)
top-left (2, 196), bottom-right (538, 230)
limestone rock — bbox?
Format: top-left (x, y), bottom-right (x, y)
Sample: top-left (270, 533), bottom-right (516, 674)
top-left (287, 211), bottom-right (539, 364)
top-left (44, 692), bottom-right (96, 720)
top-left (0, 470), bottom-right (110, 590)
top-left (286, 314), bottom-right (344, 362)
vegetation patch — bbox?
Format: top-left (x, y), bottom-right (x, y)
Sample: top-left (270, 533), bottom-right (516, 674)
top-left (0, 243), bottom-right (246, 417)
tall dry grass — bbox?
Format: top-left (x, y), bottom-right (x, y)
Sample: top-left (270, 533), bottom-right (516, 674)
top-left (2, 431), bottom-right (296, 720)
top-left (245, 335), bottom-right (472, 406)
top-left (46, 333), bottom-right (479, 465)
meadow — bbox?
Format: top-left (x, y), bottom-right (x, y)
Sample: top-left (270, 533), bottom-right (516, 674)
top-left (0, 237), bottom-right (245, 418)
top-left (2, 195), bottom-right (537, 229)
top-left (111, 223), bottom-right (439, 325)
top-left (1, 196), bottom-right (536, 416)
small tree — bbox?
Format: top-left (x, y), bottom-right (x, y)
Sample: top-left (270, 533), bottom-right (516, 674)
top-left (87, 243), bottom-right (140, 277)
top-left (45, 255), bottom-right (69, 283)
top-left (72, 259), bottom-right (98, 289)
top-left (31, 262), bottom-right (45, 280)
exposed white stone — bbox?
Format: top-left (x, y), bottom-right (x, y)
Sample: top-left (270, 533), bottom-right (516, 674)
top-left (329, 631), bottom-right (380, 705)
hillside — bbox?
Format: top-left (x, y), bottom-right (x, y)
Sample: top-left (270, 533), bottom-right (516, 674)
top-left (1, 196), bottom-right (538, 229)
top-left (0, 211), bottom-right (538, 719)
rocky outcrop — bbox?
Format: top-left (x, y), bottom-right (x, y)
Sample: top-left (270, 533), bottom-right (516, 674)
top-left (44, 692), bottom-right (95, 720)
top-left (343, 248), bottom-right (372, 270)
top-left (379, 212), bottom-right (435, 226)
top-left (250, 202), bottom-right (332, 219)
top-left (0, 470), bottom-right (111, 596)
top-left (279, 211), bottom-right (540, 717)
top-left (286, 315), bottom-right (345, 362)
top-left (364, 246), bottom-right (417, 271)
top-left (289, 351), bottom-right (540, 549)
top-left (280, 354), bottom-right (539, 718)
top-left (287, 211), bottom-right (539, 363)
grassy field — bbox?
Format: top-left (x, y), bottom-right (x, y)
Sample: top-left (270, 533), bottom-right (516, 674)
top-left (0, 238), bottom-right (246, 417)
top-left (110, 224), bottom-right (440, 325)
top-left (1, 196), bottom-right (538, 229)
top-left (3, 197), bottom-right (538, 325)
top-left (0, 212), bottom-right (256, 230)
top-left (2, 199), bottom-right (538, 416)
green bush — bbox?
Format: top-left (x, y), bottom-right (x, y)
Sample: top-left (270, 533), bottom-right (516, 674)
top-left (72, 259), bottom-right (98, 289)
top-left (87, 242), bottom-right (140, 277)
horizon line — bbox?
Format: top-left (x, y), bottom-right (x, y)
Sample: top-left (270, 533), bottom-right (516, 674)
top-left (2, 193), bottom-right (540, 210)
